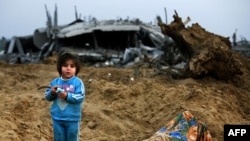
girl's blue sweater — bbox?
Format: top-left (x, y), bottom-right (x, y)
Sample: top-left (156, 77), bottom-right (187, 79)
top-left (45, 76), bottom-right (85, 121)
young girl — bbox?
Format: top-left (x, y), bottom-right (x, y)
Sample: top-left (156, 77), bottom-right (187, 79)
top-left (45, 53), bottom-right (85, 141)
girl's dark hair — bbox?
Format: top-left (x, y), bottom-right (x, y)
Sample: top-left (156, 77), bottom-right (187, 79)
top-left (57, 53), bottom-right (81, 76)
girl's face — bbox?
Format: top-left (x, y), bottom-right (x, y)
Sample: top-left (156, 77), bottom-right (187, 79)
top-left (61, 59), bottom-right (76, 79)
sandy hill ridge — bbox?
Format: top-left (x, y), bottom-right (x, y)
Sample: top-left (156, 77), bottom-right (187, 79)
top-left (0, 52), bottom-right (249, 141)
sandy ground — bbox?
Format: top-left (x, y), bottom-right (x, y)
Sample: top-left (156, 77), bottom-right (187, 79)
top-left (0, 53), bottom-right (250, 141)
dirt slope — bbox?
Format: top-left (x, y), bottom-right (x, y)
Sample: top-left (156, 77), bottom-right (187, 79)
top-left (0, 53), bottom-right (249, 141)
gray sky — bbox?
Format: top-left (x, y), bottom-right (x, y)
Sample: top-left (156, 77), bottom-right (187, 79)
top-left (1, 0), bottom-right (249, 41)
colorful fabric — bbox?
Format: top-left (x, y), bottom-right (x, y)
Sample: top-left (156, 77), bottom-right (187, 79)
top-left (144, 111), bottom-right (212, 141)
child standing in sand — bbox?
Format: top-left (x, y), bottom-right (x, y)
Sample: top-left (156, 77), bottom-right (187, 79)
top-left (45, 53), bottom-right (85, 141)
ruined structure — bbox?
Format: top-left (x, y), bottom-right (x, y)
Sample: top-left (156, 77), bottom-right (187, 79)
top-left (0, 7), bottom-right (248, 81)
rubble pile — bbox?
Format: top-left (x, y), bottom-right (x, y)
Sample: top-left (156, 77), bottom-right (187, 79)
top-left (157, 10), bottom-right (243, 81)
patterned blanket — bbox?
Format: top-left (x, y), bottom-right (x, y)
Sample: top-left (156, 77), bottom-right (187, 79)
top-left (144, 111), bottom-right (212, 141)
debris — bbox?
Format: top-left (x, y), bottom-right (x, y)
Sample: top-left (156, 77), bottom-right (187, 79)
top-left (143, 110), bottom-right (212, 141)
top-left (157, 10), bottom-right (243, 80)
top-left (0, 7), bottom-right (249, 81)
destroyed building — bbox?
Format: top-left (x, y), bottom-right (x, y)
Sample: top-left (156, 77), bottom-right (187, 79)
top-left (0, 5), bottom-right (249, 82)
top-left (0, 4), bottom-right (167, 67)
top-left (0, 18), bottom-right (166, 66)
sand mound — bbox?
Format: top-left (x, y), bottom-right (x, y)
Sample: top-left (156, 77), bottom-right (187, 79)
top-left (0, 54), bottom-right (249, 141)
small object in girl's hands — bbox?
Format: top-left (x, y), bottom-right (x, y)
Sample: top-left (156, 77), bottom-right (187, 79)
top-left (56, 88), bottom-right (64, 93)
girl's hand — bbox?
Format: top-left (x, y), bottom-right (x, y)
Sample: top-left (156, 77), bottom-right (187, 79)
top-left (58, 92), bottom-right (68, 100)
top-left (51, 86), bottom-right (58, 95)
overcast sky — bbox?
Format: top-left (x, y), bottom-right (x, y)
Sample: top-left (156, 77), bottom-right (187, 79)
top-left (1, 0), bottom-right (249, 41)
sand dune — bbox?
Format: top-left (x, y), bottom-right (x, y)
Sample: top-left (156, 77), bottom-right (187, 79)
top-left (0, 54), bottom-right (249, 141)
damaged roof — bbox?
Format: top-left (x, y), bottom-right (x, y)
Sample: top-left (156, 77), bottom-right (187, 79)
top-left (59, 22), bottom-right (141, 38)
